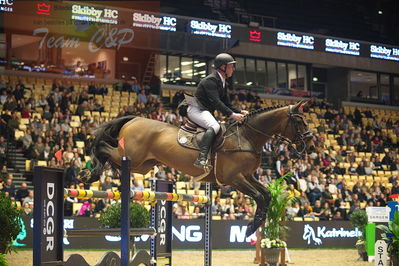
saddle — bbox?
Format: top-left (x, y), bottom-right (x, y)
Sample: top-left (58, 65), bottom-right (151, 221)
top-left (177, 119), bottom-right (226, 151)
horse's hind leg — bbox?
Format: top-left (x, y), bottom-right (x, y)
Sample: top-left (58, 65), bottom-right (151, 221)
top-left (232, 174), bottom-right (267, 237)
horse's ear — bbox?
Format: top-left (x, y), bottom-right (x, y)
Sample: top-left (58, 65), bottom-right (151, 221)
top-left (293, 100), bottom-right (306, 112)
top-left (301, 99), bottom-right (311, 109)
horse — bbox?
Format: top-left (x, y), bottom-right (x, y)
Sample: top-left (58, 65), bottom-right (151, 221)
top-left (82, 100), bottom-right (315, 236)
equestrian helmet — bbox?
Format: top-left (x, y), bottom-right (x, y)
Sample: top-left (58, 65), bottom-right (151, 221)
top-left (213, 53), bottom-right (236, 69)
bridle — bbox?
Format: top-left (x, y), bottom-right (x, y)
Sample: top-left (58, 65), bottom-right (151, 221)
top-left (242, 105), bottom-right (313, 157)
top-left (283, 112), bottom-right (313, 157)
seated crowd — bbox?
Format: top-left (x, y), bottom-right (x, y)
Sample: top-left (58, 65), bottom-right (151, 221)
top-left (0, 76), bottom-right (398, 222)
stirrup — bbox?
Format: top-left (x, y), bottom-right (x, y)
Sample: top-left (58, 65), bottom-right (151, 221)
top-left (193, 158), bottom-right (213, 170)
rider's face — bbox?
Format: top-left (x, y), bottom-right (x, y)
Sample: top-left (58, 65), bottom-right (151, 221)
top-left (225, 63), bottom-right (235, 78)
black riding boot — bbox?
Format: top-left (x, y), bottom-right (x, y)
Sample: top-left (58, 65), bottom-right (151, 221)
top-left (193, 128), bottom-right (216, 170)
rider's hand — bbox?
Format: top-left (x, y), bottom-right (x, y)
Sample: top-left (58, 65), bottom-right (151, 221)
top-left (241, 110), bottom-right (249, 115)
top-left (232, 113), bottom-right (245, 121)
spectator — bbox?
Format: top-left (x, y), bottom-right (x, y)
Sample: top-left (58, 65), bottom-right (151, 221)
top-left (1, 178), bottom-right (15, 198)
top-left (309, 200), bottom-right (323, 219)
top-left (191, 206), bottom-right (205, 219)
top-left (287, 184), bottom-right (301, 198)
top-left (15, 182), bottom-right (30, 203)
top-left (64, 162), bottom-right (78, 187)
top-left (286, 201), bottom-right (300, 218)
top-left (308, 176), bottom-right (322, 205)
top-left (22, 202), bottom-right (33, 216)
top-left (75, 101), bottom-right (89, 116)
top-left (101, 176), bottom-right (117, 191)
top-left (173, 201), bottom-right (189, 219)
top-left (78, 201), bottom-right (91, 216)
top-left (130, 77), bottom-right (141, 93)
top-left (212, 196), bottom-right (223, 216)
top-left (131, 179), bottom-right (144, 191)
top-left (137, 90), bottom-right (148, 104)
top-left (22, 190), bottom-right (34, 207)
top-left (0, 90), bottom-right (7, 104)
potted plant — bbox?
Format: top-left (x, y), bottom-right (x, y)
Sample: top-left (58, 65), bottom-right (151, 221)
top-left (99, 202), bottom-right (150, 254)
top-left (349, 209), bottom-right (368, 261)
top-left (0, 192), bottom-right (22, 254)
top-left (260, 174), bottom-right (296, 266)
top-left (377, 212), bottom-right (399, 266)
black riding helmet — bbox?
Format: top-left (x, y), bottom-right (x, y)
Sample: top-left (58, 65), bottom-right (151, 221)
top-left (213, 53), bottom-right (236, 70)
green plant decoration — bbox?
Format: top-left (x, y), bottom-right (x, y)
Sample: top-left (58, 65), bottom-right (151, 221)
top-left (263, 174), bottom-right (297, 246)
top-left (99, 202), bottom-right (150, 229)
top-left (377, 211), bottom-right (399, 261)
top-left (0, 193), bottom-right (22, 254)
top-left (349, 209), bottom-right (368, 242)
top-left (0, 253), bottom-right (8, 266)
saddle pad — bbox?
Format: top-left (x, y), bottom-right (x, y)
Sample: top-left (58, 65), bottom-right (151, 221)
top-left (177, 128), bottom-right (200, 150)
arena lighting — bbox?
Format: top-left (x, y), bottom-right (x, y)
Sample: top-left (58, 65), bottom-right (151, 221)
top-left (313, 77), bottom-right (318, 82)
top-left (181, 61), bottom-right (193, 66)
top-left (194, 62), bottom-right (206, 67)
top-left (378, 10), bottom-right (383, 15)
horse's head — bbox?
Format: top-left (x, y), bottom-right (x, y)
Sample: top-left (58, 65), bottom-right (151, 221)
top-left (281, 100), bottom-right (315, 156)
top-left (240, 100), bottom-right (315, 156)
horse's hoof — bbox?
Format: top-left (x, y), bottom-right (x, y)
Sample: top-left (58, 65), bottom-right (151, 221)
top-left (245, 221), bottom-right (256, 237)
top-left (78, 169), bottom-right (94, 183)
top-left (245, 219), bottom-right (262, 237)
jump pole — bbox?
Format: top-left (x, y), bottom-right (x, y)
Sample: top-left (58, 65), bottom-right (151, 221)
top-left (205, 182), bottom-right (212, 266)
top-left (120, 156), bottom-right (131, 266)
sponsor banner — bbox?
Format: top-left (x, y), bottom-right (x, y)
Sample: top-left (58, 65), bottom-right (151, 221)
top-left (276, 31), bottom-right (315, 50)
top-left (71, 4), bottom-right (118, 25)
top-left (325, 38), bottom-right (360, 56)
top-left (189, 19), bottom-right (231, 39)
top-left (133, 12), bottom-right (177, 32)
top-left (18, 217), bottom-right (365, 249)
top-left (366, 207), bottom-right (390, 222)
top-left (370, 44), bottom-right (399, 61)
top-left (0, 0), bottom-right (13, 12)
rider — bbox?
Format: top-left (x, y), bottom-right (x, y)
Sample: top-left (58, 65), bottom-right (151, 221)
top-left (187, 53), bottom-right (246, 170)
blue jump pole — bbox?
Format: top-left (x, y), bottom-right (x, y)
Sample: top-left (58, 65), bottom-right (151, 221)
top-left (204, 182), bottom-right (212, 266)
top-left (120, 157), bottom-right (131, 266)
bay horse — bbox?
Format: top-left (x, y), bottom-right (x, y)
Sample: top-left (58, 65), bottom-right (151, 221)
top-left (83, 100), bottom-right (314, 236)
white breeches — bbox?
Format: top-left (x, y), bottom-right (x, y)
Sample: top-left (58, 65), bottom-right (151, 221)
top-left (187, 105), bottom-right (221, 134)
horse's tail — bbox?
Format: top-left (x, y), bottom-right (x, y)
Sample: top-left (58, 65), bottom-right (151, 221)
top-left (87, 115), bottom-right (135, 183)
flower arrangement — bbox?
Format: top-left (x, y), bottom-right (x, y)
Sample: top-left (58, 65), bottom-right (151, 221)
top-left (260, 238), bottom-right (287, 249)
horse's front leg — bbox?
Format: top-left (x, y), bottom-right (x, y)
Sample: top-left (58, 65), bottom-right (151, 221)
top-left (248, 175), bottom-right (271, 222)
top-left (232, 174), bottom-right (268, 237)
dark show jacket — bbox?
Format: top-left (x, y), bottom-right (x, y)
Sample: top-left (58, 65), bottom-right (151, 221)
top-left (194, 72), bottom-right (240, 116)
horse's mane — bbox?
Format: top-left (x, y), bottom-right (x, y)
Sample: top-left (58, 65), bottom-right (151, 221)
top-left (243, 104), bottom-right (287, 123)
